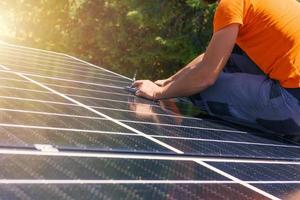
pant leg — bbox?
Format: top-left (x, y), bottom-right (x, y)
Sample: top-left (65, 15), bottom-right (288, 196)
top-left (191, 72), bottom-right (300, 135)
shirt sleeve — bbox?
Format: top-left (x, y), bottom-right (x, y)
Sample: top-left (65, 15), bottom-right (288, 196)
top-left (213, 0), bottom-right (244, 33)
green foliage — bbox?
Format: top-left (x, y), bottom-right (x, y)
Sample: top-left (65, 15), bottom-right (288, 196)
top-left (2, 0), bottom-right (216, 79)
top-left (1, 0), bottom-right (72, 50)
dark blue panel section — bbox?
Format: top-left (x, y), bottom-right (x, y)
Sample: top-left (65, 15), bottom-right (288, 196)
top-left (209, 163), bottom-right (300, 198)
top-left (29, 76), bottom-right (131, 95)
top-left (0, 155), bottom-right (226, 180)
top-left (0, 127), bottom-right (169, 153)
top-left (0, 47), bottom-right (118, 76)
top-left (159, 138), bottom-right (300, 159)
top-left (0, 86), bottom-right (68, 103)
top-left (102, 108), bottom-right (240, 131)
top-left (50, 84), bottom-right (135, 102)
top-left (124, 121), bottom-right (293, 145)
top-left (254, 184), bottom-right (300, 200)
top-left (0, 97), bottom-right (98, 117)
top-left (208, 163), bottom-right (300, 181)
top-left (0, 184), bottom-right (269, 200)
top-left (0, 110), bottom-right (118, 131)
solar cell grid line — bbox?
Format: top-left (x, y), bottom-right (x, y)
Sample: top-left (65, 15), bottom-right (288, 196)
top-left (0, 49), bottom-right (80, 65)
top-left (0, 56), bottom-right (296, 141)
top-left (0, 79), bottom-right (52, 92)
top-left (0, 54), bottom-right (130, 83)
top-left (208, 162), bottom-right (300, 199)
top-left (0, 77), bottom-right (135, 98)
top-left (0, 54), bottom-right (125, 79)
top-left (0, 126), bottom-right (171, 154)
top-left (0, 58), bottom-right (132, 84)
top-left (0, 149), bottom-right (299, 198)
top-left (0, 48), bottom-right (93, 66)
top-left (0, 87), bottom-right (296, 154)
top-left (0, 43), bottom-right (113, 71)
top-left (0, 48), bottom-right (87, 66)
top-left (0, 83), bottom-right (162, 109)
top-left (0, 83), bottom-right (206, 120)
top-left (0, 60), bottom-right (129, 82)
top-left (0, 108), bottom-right (298, 150)
top-left (0, 98), bottom-right (105, 117)
top-left (0, 116), bottom-right (295, 151)
top-left (120, 121), bottom-right (296, 145)
top-left (65, 53), bottom-right (132, 81)
top-left (0, 43), bottom-right (132, 80)
top-left (2, 147), bottom-right (300, 165)
top-left (0, 51), bottom-right (121, 78)
top-left (0, 184), bottom-right (278, 200)
top-left (0, 103), bottom-right (247, 135)
top-left (0, 152), bottom-right (269, 200)
top-left (0, 42), bottom-right (74, 60)
top-left (0, 74), bottom-right (206, 120)
top-left (0, 62), bottom-right (281, 199)
top-left (0, 94), bottom-right (249, 136)
top-left (0, 69), bottom-right (128, 88)
top-left (0, 94), bottom-right (205, 120)
top-left (3, 45), bottom-right (298, 198)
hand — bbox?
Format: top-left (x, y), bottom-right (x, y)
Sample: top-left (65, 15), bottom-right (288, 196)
top-left (132, 80), bottom-right (163, 100)
top-left (154, 79), bottom-right (171, 86)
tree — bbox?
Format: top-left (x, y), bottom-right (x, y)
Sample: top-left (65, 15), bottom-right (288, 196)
top-left (68, 0), bottom-right (215, 79)
top-left (1, 0), bottom-right (216, 79)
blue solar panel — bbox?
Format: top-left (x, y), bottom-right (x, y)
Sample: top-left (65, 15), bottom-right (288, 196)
top-left (0, 42), bottom-right (299, 200)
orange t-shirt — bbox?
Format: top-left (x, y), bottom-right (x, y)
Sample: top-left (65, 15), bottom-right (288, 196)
top-left (214, 0), bottom-right (300, 88)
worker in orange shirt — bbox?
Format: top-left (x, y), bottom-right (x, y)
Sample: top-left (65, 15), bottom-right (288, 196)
top-left (133, 0), bottom-right (300, 135)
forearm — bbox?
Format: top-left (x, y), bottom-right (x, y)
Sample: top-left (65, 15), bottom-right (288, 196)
top-left (156, 62), bottom-right (215, 99)
top-left (135, 25), bottom-right (239, 101)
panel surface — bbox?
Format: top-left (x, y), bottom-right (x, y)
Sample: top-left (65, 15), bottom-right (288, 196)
top-left (0, 184), bottom-right (269, 200)
top-left (159, 138), bottom-right (300, 159)
top-left (0, 42), bottom-right (298, 200)
top-left (253, 184), bottom-right (300, 200)
top-left (0, 155), bottom-right (225, 180)
top-left (209, 162), bottom-right (300, 198)
top-left (209, 163), bottom-right (300, 181)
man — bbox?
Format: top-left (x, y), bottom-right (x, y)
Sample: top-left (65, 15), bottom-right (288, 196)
top-left (133, 0), bottom-right (300, 135)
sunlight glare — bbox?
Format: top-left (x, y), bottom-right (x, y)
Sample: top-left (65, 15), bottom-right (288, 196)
top-left (0, 11), bottom-right (15, 40)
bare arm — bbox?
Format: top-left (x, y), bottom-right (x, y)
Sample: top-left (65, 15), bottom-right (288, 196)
top-left (157, 53), bottom-right (205, 86)
top-left (133, 24), bottom-right (239, 100)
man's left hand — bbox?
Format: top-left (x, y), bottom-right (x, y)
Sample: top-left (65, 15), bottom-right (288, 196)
top-left (132, 80), bottom-right (163, 100)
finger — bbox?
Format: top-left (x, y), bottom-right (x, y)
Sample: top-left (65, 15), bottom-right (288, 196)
top-left (135, 89), bottom-right (142, 97)
top-left (135, 89), bottom-right (148, 98)
top-left (135, 90), bottom-right (153, 101)
top-left (132, 80), bottom-right (143, 87)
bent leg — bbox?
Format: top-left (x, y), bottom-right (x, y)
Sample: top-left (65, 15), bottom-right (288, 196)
top-left (191, 72), bottom-right (300, 135)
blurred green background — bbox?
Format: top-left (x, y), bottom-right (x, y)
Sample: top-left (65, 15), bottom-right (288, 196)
top-left (0, 0), bottom-right (216, 79)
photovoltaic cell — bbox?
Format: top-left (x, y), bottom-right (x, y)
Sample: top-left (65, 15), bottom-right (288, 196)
top-left (158, 138), bottom-right (300, 159)
top-left (0, 184), bottom-right (270, 200)
top-left (208, 162), bottom-right (300, 198)
top-left (0, 154), bottom-right (270, 200)
top-left (0, 126), bottom-right (170, 153)
top-left (252, 184), bottom-right (300, 200)
top-left (209, 162), bottom-right (300, 181)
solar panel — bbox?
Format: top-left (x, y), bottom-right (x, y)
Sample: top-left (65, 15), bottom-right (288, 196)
top-left (0, 42), bottom-right (299, 200)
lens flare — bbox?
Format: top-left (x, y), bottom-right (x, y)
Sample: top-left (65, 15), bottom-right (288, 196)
top-left (0, 11), bottom-right (15, 40)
